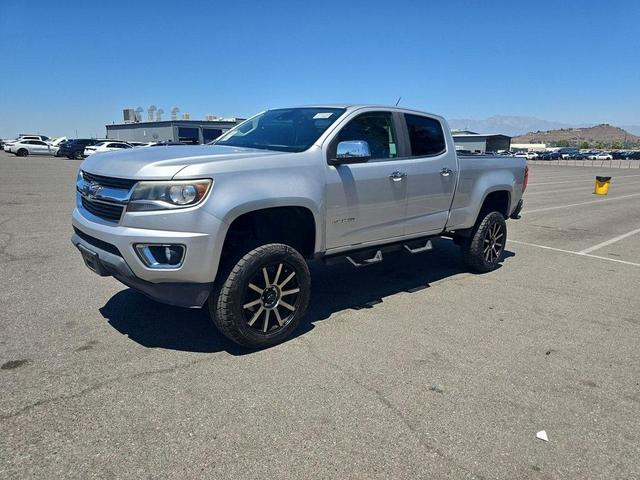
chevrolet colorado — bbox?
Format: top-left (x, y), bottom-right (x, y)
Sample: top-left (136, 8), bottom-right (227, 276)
top-left (72, 105), bottom-right (527, 348)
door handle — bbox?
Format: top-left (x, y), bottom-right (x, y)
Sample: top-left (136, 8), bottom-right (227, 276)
top-left (389, 171), bottom-right (407, 181)
top-left (440, 168), bottom-right (455, 176)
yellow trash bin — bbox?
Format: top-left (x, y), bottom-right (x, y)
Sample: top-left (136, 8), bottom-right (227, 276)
top-left (594, 176), bottom-right (611, 195)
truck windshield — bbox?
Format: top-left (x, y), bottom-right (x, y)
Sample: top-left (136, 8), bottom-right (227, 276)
top-left (212, 107), bottom-right (346, 152)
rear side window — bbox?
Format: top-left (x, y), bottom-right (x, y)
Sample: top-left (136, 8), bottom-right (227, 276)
top-left (404, 114), bottom-right (446, 156)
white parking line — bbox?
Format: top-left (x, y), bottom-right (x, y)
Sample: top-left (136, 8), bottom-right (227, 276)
top-left (508, 239), bottom-right (640, 268)
top-left (524, 180), bottom-right (640, 196)
top-left (579, 227), bottom-right (640, 254)
top-left (527, 174), bottom-right (640, 186)
top-left (529, 172), bottom-right (619, 182)
top-left (523, 193), bottom-right (640, 214)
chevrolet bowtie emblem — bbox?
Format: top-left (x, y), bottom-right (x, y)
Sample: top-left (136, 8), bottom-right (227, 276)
top-left (86, 182), bottom-right (102, 199)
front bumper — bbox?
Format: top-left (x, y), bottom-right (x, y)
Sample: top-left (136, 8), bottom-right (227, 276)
top-left (72, 230), bottom-right (212, 308)
top-left (71, 202), bottom-right (227, 308)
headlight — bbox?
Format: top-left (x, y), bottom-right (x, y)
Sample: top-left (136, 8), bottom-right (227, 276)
top-left (128, 179), bottom-right (212, 212)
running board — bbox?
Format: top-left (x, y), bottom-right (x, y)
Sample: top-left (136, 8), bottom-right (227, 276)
top-left (345, 250), bottom-right (383, 268)
top-left (403, 239), bottom-right (433, 254)
top-left (321, 235), bottom-right (437, 267)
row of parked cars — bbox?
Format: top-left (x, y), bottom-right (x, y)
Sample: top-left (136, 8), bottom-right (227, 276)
top-left (513, 148), bottom-right (640, 161)
top-left (1, 135), bottom-right (183, 158)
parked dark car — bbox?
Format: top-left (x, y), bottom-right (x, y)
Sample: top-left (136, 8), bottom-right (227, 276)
top-left (539, 147), bottom-right (581, 160)
top-left (57, 139), bottom-right (105, 159)
top-left (612, 150), bottom-right (636, 159)
top-left (539, 151), bottom-right (561, 160)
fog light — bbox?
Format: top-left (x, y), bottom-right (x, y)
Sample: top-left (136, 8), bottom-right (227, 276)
top-left (135, 244), bottom-right (185, 269)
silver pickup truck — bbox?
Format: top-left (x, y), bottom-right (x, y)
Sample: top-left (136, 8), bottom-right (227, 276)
top-left (72, 105), bottom-right (527, 348)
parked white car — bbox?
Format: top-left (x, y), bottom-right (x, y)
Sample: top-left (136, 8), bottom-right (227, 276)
top-left (127, 141), bottom-right (154, 147)
top-left (9, 139), bottom-right (53, 156)
top-left (515, 151), bottom-right (538, 159)
top-left (20, 135), bottom-right (50, 142)
top-left (83, 141), bottom-right (133, 157)
top-left (589, 152), bottom-right (612, 160)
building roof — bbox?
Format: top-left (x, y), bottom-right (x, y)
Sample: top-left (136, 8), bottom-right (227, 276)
top-left (452, 132), bottom-right (511, 139)
top-left (106, 119), bottom-right (243, 129)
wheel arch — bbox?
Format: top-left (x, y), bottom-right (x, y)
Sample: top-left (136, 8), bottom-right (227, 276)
top-left (220, 202), bottom-right (320, 259)
top-left (478, 189), bottom-right (511, 218)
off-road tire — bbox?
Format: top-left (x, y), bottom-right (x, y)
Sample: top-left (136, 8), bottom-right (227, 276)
top-left (461, 211), bottom-right (507, 273)
top-left (208, 243), bottom-right (311, 349)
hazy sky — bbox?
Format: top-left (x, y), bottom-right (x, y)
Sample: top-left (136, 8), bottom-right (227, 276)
top-left (1, 0), bottom-right (639, 138)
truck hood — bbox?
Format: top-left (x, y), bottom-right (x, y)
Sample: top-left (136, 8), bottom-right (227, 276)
top-left (79, 145), bottom-right (286, 180)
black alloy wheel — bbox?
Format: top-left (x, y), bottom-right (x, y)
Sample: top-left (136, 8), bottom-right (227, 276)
top-left (241, 261), bottom-right (302, 334)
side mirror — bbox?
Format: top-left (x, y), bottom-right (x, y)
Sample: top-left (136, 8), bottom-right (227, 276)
top-left (331, 140), bottom-right (371, 165)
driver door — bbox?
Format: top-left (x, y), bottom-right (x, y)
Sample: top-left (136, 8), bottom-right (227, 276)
top-left (324, 111), bottom-right (409, 250)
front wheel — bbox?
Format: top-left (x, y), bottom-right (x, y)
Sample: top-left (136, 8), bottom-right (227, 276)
top-left (74, 150), bottom-right (83, 160)
top-left (461, 211), bottom-right (507, 273)
top-left (16, 149), bottom-right (28, 157)
top-left (208, 243), bottom-right (311, 349)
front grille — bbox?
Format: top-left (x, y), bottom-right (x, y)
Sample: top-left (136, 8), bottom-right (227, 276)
top-left (73, 227), bottom-right (122, 256)
top-left (82, 171), bottom-right (138, 190)
top-left (81, 196), bottom-right (124, 222)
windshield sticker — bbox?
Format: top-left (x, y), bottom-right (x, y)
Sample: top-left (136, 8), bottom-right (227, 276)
top-left (313, 112), bottom-right (334, 119)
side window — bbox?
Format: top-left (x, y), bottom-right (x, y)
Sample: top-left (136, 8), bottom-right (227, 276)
top-left (336, 112), bottom-right (398, 160)
top-left (404, 114), bottom-right (446, 157)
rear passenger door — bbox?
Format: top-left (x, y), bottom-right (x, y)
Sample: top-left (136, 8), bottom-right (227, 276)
top-left (400, 113), bottom-right (458, 235)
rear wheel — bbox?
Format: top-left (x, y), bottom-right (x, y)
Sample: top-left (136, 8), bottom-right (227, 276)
top-left (209, 243), bottom-right (310, 348)
top-left (461, 211), bottom-right (506, 273)
top-left (74, 150), bottom-right (83, 160)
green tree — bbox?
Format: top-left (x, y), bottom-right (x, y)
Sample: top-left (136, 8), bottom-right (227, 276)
top-left (611, 140), bottom-right (623, 150)
top-left (580, 141), bottom-right (590, 149)
top-left (556, 140), bottom-right (570, 147)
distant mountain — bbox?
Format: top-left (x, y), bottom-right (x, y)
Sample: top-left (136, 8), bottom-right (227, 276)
top-left (447, 116), bottom-right (573, 137)
top-left (513, 124), bottom-right (640, 148)
top-left (621, 125), bottom-right (640, 136)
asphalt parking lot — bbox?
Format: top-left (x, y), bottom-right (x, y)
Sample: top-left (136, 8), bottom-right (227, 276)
top-left (1, 152), bottom-right (639, 479)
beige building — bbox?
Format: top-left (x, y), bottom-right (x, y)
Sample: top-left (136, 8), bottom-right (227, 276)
top-left (511, 143), bottom-right (546, 152)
